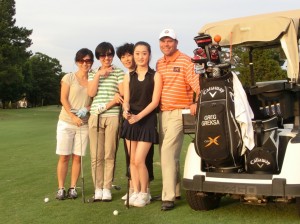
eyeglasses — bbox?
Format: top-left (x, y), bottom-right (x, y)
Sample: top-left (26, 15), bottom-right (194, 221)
top-left (99, 53), bottom-right (114, 59)
top-left (78, 59), bottom-right (93, 64)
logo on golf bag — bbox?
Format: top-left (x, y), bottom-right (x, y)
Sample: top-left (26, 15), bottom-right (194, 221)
top-left (249, 158), bottom-right (271, 167)
top-left (204, 136), bottom-right (220, 147)
top-left (246, 147), bottom-right (276, 173)
top-left (202, 86), bottom-right (225, 95)
top-left (209, 91), bottom-right (217, 98)
top-left (201, 114), bottom-right (220, 126)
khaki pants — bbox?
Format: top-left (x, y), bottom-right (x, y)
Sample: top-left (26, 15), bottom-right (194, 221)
top-left (159, 109), bottom-right (183, 201)
top-left (89, 115), bottom-right (119, 190)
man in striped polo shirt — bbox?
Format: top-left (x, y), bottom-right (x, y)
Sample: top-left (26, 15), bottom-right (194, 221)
top-left (156, 28), bottom-right (200, 211)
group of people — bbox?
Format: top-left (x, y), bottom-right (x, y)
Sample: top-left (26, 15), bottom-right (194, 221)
top-left (55, 28), bottom-right (200, 211)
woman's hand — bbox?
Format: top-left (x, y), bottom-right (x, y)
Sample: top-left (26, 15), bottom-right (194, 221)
top-left (128, 114), bottom-right (141, 124)
top-left (95, 67), bottom-right (113, 78)
top-left (114, 93), bottom-right (123, 104)
top-left (71, 114), bottom-right (84, 127)
top-left (122, 110), bottom-right (131, 120)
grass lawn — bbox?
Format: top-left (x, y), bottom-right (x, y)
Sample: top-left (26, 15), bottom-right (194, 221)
top-left (0, 106), bottom-right (299, 224)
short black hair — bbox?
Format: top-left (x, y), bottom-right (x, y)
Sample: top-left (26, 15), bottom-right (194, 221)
top-left (95, 42), bottom-right (115, 59)
top-left (75, 48), bottom-right (94, 62)
top-left (116, 43), bottom-right (134, 59)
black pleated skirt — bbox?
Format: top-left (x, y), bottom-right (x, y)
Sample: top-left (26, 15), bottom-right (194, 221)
top-left (121, 111), bottom-right (158, 144)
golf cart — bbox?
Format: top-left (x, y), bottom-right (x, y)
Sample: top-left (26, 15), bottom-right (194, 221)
top-left (182, 9), bottom-right (300, 214)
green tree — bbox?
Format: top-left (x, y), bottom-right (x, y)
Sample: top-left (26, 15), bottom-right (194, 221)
top-left (25, 52), bottom-right (62, 106)
top-left (232, 47), bottom-right (287, 87)
top-left (0, 0), bottom-right (32, 107)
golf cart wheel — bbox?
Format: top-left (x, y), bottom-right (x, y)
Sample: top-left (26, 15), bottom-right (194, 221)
top-left (186, 190), bottom-right (221, 211)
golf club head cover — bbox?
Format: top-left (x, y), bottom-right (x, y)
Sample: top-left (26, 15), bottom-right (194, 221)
top-left (194, 33), bottom-right (212, 48)
top-left (76, 107), bottom-right (88, 118)
top-left (191, 47), bottom-right (208, 64)
top-left (209, 44), bottom-right (221, 64)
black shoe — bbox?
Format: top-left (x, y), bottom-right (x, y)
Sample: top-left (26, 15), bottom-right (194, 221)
top-left (175, 196), bottom-right (181, 200)
top-left (161, 201), bottom-right (175, 211)
top-left (151, 195), bottom-right (161, 201)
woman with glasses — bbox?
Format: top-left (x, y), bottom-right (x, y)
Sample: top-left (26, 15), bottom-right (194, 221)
top-left (88, 42), bottom-right (125, 202)
top-left (55, 48), bottom-right (93, 200)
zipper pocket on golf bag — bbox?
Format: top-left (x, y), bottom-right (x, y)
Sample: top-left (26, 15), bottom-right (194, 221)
top-left (195, 101), bottom-right (230, 165)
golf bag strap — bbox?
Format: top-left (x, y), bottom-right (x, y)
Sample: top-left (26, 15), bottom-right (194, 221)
top-left (254, 120), bottom-right (263, 147)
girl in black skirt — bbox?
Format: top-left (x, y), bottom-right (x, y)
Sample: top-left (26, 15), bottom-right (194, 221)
top-left (122, 41), bottom-right (162, 207)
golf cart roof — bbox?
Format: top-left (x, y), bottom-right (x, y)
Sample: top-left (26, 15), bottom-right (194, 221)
top-left (199, 9), bottom-right (300, 82)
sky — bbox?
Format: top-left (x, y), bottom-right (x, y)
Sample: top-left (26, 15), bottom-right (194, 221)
top-left (15, 0), bottom-right (300, 73)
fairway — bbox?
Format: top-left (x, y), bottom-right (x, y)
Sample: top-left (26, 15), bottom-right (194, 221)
top-left (0, 106), bottom-right (299, 224)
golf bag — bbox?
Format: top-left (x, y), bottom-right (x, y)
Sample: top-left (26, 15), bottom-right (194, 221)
top-left (195, 72), bottom-right (243, 168)
top-left (246, 116), bottom-right (279, 173)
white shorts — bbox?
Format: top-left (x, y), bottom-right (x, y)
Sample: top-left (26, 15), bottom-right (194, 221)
top-left (56, 120), bottom-right (89, 156)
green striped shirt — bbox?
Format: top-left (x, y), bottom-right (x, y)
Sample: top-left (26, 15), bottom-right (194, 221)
top-left (88, 65), bottom-right (124, 116)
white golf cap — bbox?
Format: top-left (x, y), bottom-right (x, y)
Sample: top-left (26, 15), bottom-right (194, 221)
top-left (159, 28), bottom-right (177, 40)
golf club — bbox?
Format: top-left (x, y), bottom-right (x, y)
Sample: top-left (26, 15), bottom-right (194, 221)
top-left (71, 108), bottom-right (86, 203)
top-left (111, 105), bottom-right (123, 193)
top-left (79, 124), bottom-right (85, 203)
top-left (126, 128), bottom-right (132, 209)
top-left (92, 114), bottom-right (101, 202)
top-left (71, 108), bottom-right (85, 203)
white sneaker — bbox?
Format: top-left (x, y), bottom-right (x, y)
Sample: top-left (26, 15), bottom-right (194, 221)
top-left (121, 193), bottom-right (128, 200)
top-left (133, 192), bottom-right (150, 207)
top-left (94, 188), bottom-right (103, 201)
top-left (102, 188), bottom-right (112, 201)
top-left (124, 192), bottom-right (139, 206)
top-left (121, 188), bottom-right (134, 200)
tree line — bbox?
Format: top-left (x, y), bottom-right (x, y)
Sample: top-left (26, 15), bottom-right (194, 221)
top-left (232, 47), bottom-right (287, 87)
top-left (0, 0), bottom-right (63, 109)
top-left (0, 0), bottom-right (288, 109)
